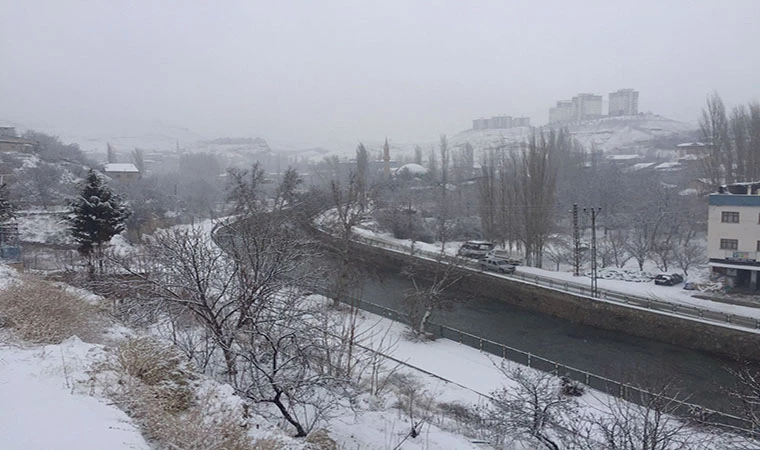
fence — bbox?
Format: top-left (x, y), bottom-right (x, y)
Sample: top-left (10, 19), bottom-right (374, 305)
top-left (352, 234), bottom-right (760, 333)
top-left (338, 293), bottom-right (756, 434)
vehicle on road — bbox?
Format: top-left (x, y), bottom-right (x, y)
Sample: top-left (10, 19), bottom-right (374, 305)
top-left (654, 273), bottom-right (684, 286)
top-left (458, 240), bottom-right (495, 259)
top-left (480, 256), bottom-right (516, 274)
top-left (485, 248), bottom-right (523, 265)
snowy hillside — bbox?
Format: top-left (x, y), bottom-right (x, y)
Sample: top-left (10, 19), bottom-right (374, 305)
top-left (451, 113), bottom-right (697, 154)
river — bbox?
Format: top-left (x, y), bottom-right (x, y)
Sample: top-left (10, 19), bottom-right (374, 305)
top-left (358, 268), bottom-right (740, 415)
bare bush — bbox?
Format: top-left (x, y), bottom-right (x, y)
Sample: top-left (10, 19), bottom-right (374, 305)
top-left (0, 278), bottom-right (102, 343)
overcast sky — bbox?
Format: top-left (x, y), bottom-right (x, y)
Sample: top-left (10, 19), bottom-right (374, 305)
top-left (1, 0), bottom-right (759, 148)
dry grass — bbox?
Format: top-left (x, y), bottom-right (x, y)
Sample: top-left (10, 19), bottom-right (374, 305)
top-left (132, 387), bottom-right (267, 450)
top-left (98, 336), bottom-right (268, 450)
top-left (0, 278), bottom-right (102, 344)
top-left (111, 336), bottom-right (195, 413)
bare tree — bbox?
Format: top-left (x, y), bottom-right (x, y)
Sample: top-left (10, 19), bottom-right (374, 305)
top-left (575, 386), bottom-right (722, 450)
top-left (401, 252), bottom-right (465, 337)
top-left (602, 227), bottom-right (632, 269)
top-left (328, 174), bottom-right (370, 307)
top-left (544, 235), bottom-right (574, 271)
top-left (131, 148), bottom-right (145, 175)
top-left (484, 366), bottom-right (578, 450)
top-left (699, 93), bottom-right (734, 188)
top-left (515, 130), bottom-right (562, 267)
top-left (234, 293), bottom-right (344, 438)
top-left (107, 142), bottom-right (118, 164)
top-left (673, 241), bottom-right (705, 277)
top-left (14, 162), bottom-right (64, 209)
top-left (414, 145), bottom-right (423, 166)
top-left (226, 162), bottom-right (268, 215)
top-left (437, 135), bottom-right (450, 249)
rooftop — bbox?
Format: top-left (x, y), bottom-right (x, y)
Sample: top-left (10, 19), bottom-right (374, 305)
top-left (103, 163), bottom-right (139, 173)
top-left (709, 194), bottom-right (760, 207)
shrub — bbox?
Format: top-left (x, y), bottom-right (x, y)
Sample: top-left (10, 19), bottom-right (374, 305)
top-left (0, 278), bottom-right (101, 344)
top-left (560, 375), bottom-right (585, 397)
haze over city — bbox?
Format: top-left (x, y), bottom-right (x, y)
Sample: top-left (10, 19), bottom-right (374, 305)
top-left (1, 0), bottom-right (759, 148)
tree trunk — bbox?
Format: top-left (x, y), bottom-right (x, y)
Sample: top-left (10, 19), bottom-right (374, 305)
top-left (269, 391), bottom-right (307, 437)
top-left (419, 307), bottom-right (432, 336)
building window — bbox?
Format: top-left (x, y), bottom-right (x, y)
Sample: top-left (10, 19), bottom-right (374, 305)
top-left (757, 240), bottom-right (760, 251)
top-left (722, 211), bottom-right (740, 223)
top-left (720, 239), bottom-right (739, 250)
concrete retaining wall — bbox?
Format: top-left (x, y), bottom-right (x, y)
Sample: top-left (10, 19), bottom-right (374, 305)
top-left (349, 240), bottom-right (760, 361)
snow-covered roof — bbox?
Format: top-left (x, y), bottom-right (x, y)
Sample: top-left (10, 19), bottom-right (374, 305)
top-left (625, 162), bottom-right (656, 172)
top-left (394, 163), bottom-right (428, 176)
top-left (103, 163), bottom-right (139, 173)
top-left (606, 154), bottom-right (639, 161)
top-left (654, 162), bottom-right (681, 171)
top-left (676, 142), bottom-right (707, 147)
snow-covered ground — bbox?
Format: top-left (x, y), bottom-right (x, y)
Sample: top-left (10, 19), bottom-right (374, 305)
top-left (0, 337), bottom-right (151, 450)
top-left (16, 210), bottom-right (72, 245)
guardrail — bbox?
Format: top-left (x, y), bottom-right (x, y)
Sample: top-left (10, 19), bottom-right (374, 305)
top-left (338, 293), bottom-right (756, 434)
top-left (351, 234), bottom-right (760, 333)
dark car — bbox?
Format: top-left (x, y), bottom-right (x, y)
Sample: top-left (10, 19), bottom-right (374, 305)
top-left (479, 256), bottom-right (516, 274)
top-left (458, 241), bottom-right (495, 259)
top-left (654, 273), bottom-right (684, 286)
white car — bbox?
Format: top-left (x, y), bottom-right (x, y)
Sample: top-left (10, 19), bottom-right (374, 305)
top-left (479, 256), bottom-right (516, 274)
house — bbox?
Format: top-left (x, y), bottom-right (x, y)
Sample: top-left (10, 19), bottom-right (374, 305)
top-left (707, 181), bottom-right (760, 290)
top-left (675, 142), bottom-right (710, 160)
top-left (103, 163), bottom-right (140, 182)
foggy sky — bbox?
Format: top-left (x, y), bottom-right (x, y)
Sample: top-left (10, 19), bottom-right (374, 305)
top-left (1, 0), bottom-right (759, 148)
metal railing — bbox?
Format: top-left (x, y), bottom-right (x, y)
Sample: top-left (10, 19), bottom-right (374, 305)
top-left (351, 233), bottom-right (760, 333)
top-left (338, 293), bottom-right (756, 434)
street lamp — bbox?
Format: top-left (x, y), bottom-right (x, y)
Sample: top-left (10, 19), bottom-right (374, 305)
top-left (583, 207), bottom-right (601, 297)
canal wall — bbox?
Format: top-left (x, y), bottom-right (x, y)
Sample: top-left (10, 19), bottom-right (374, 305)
top-left (348, 240), bottom-right (760, 361)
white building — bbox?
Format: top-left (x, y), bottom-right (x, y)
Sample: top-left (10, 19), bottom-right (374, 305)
top-left (548, 100), bottom-right (574, 123)
top-left (572, 93), bottom-right (602, 121)
top-left (608, 89), bottom-right (639, 116)
top-left (104, 163), bottom-right (140, 182)
top-left (472, 118), bottom-right (489, 130)
top-left (707, 182), bottom-right (760, 290)
top-left (512, 116), bottom-right (530, 127)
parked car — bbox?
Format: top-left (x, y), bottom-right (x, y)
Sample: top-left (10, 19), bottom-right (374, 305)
top-left (458, 240), bottom-right (495, 259)
top-left (654, 273), bottom-right (684, 286)
top-left (486, 248), bottom-right (523, 265)
top-left (479, 256), bottom-right (516, 274)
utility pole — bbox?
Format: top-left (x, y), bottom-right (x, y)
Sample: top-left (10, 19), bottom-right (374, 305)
top-left (572, 204), bottom-right (580, 276)
top-left (584, 207), bottom-right (601, 297)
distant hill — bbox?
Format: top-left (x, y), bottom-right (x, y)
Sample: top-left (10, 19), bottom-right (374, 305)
top-left (450, 113), bottom-right (698, 154)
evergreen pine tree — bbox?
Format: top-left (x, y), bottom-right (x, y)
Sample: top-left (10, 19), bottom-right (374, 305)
top-left (68, 169), bottom-right (131, 273)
